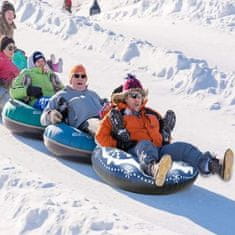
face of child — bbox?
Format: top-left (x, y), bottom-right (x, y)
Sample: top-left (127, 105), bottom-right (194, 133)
top-left (70, 73), bottom-right (88, 91)
top-left (35, 58), bottom-right (46, 70)
top-left (125, 91), bottom-right (143, 112)
top-left (3, 43), bottom-right (16, 58)
top-left (4, 10), bottom-right (15, 24)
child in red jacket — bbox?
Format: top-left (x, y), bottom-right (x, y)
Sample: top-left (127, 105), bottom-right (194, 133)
top-left (0, 36), bottom-right (19, 88)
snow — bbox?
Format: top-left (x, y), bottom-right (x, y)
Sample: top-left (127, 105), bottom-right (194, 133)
top-left (1, 0), bottom-right (235, 234)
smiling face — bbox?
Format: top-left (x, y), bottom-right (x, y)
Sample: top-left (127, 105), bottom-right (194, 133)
top-left (70, 73), bottom-right (88, 91)
top-left (3, 43), bottom-right (15, 58)
top-left (4, 10), bottom-right (15, 25)
top-left (125, 91), bottom-right (144, 112)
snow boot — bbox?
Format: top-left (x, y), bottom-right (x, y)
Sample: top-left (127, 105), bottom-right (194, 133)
top-left (151, 154), bottom-right (172, 187)
top-left (209, 148), bottom-right (234, 181)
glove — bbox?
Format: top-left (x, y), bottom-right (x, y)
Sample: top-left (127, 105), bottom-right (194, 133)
top-left (27, 86), bottom-right (43, 98)
top-left (57, 97), bottom-right (68, 121)
top-left (117, 140), bottom-right (137, 151)
top-left (49, 110), bottom-right (63, 124)
top-left (163, 110), bottom-right (176, 131)
top-left (161, 110), bottom-right (176, 144)
top-left (109, 109), bottom-right (130, 142)
top-left (115, 128), bottom-right (130, 142)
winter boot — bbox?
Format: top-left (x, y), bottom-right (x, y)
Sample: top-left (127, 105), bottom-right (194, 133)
top-left (151, 154), bottom-right (172, 187)
top-left (209, 148), bottom-right (234, 181)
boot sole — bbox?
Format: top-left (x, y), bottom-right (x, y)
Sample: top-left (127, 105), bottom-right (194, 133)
top-left (223, 148), bottom-right (234, 181)
top-left (155, 154), bottom-right (172, 187)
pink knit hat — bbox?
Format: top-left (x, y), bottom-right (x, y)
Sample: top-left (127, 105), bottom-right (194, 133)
top-left (111, 74), bottom-right (147, 104)
top-left (123, 74), bottom-right (143, 91)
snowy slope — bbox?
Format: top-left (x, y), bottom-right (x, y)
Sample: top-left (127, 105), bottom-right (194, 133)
top-left (1, 0), bottom-right (235, 234)
top-left (94, 0), bottom-right (235, 31)
top-left (14, 0), bottom-right (235, 111)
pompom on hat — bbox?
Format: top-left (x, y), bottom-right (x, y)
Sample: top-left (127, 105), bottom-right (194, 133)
top-left (111, 73), bottom-right (147, 105)
top-left (123, 73), bottom-right (143, 90)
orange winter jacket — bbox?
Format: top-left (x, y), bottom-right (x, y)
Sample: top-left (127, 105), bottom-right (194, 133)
top-left (96, 104), bottom-right (163, 148)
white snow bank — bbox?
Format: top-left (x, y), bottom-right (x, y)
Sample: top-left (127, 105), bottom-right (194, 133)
top-left (0, 158), bottom-right (177, 234)
top-left (19, 0), bottom-right (235, 33)
top-left (93, 0), bottom-right (235, 32)
top-left (15, 0), bottom-right (235, 110)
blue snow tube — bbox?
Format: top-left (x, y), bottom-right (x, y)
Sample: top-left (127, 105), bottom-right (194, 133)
top-left (92, 146), bottom-right (199, 194)
top-left (43, 123), bottom-right (96, 162)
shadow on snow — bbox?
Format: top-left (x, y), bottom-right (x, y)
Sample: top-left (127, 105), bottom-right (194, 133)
top-left (14, 133), bottom-right (235, 234)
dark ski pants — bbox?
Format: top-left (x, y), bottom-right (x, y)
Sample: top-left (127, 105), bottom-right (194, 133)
top-left (128, 140), bottom-right (212, 175)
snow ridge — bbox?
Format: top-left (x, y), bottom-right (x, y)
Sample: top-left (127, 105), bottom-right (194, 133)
top-left (94, 0), bottom-right (235, 32)
top-left (15, 0), bottom-right (235, 110)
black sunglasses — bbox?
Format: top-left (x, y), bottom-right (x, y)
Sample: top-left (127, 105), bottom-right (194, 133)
top-left (7, 45), bottom-right (16, 51)
top-left (73, 73), bottom-right (87, 79)
top-left (128, 92), bottom-right (142, 99)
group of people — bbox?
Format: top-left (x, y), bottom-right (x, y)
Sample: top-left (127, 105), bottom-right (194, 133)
top-left (0, 1), bottom-right (63, 111)
top-left (0, 1), bottom-right (19, 110)
top-left (0, 1), bottom-right (233, 188)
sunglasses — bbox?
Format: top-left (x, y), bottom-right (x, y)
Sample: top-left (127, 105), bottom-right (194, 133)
top-left (128, 92), bottom-right (143, 99)
top-left (7, 45), bottom-right (16, 51)
top-left (73, 73), bottom-right (87, 79)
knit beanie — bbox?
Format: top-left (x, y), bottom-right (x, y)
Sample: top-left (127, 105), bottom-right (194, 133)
top-left (0, 36), bottom-right (14, 51)
top-left (69, 64), bottom-right (87, 78)
top-left (32, 51), bottom-right (45, 64)
top-left (123, 73), bottom-right (143, 91)
top-left (1, 1), bottom-right (15, 16)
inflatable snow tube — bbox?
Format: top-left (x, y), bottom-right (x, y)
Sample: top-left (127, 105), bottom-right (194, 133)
top-left (92, 147), bottom-right (199, 194)
top-left (2, 99), bottom-right (44, 139)
top-left (43, 123), bottom-right (96, 162)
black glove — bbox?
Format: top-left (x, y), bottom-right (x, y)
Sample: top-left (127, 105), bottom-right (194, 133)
top-left (117, 140), bottom-right (137, 151)
top-left (27, 86), bottom-right (43, 98)
top-left (161, 110), bottom-right (176, 144)
top-left (57, 97), bottom-right (68, 121)
top-left (163, 110), bottom-right (176, 131)
top-left (109, 109), bottom-right (130, 142)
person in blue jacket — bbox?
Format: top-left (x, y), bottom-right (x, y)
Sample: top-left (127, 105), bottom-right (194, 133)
top-left (41, 64), bottom-right (107, 136)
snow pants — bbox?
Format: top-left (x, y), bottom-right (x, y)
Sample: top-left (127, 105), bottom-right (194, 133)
top-left (128, 140), bottom-right (212, 175)
top-left (0, 86), bottom-right (10, 113)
